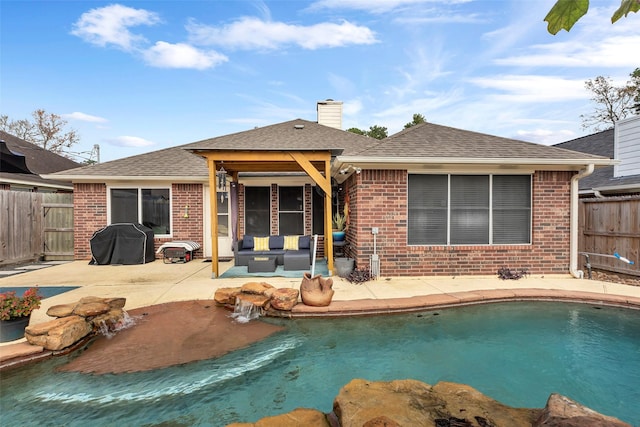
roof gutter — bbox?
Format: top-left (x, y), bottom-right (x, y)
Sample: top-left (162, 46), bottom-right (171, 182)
top-left (570, 164), bottom-right (595, 279)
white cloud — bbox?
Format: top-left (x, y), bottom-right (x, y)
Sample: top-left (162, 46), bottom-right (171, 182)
top-left (309, 0), bottom-right (471, 14)
top-left (469, 75), bottom-right (587, 103)
top-left (515, 128), bottom-right (577, 145)
top-left (187, 17), bottom-right (377, 50)
top-left (343, 98), bottom-right (363, 116)
top-left (496, 36), bottom-right (640, 68)
top-left (63, 112), bottom-right (108, 123)
top-left (142, 42), bottom-right (228, 69)
top-left (71, 4), bottom-right (160, 51)
top-left (106, 136), bottom-right (154, 147)
top-left (393, 12), bottom-right (485, 24)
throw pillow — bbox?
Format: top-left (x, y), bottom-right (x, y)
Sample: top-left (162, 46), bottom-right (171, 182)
top-left (283, 235), bottom-right (299, 250)
top-left (253, 237), bottom-right (270, 251)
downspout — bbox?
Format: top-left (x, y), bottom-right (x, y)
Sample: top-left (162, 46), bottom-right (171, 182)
top-left (569, 164), bottom-right (594, 278)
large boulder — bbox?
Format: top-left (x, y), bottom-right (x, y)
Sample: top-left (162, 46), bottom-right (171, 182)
top-left (236, 293), bottom-right (271, 308)
top-left (535, 393), bottom-right (631, 427)
top-left (333, 379), bottom-right (538, 427)
top-left (214, 287), bottom-right (242, 305)
top-left (241, 282), bottom-right (275, 296)
top-left (227, 408), bottom-right (330, 427)
top-left (26, 296), bottom-right (128, 351)
top-left (270, 288), bottom-right (299, 311)
top-left (25, 315), bottom-right (93, 351)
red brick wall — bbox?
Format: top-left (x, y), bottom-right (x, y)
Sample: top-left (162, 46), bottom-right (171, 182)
top-left (155, 183), bottom-right (204, 258)
top-left (350, 170), bottom-right (574, 276)
top-left (74, 183), bottom-right (107, 259)
top-left (73, 183), bottom-right (204, 260)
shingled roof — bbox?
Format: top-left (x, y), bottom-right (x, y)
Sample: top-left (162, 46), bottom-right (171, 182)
top-left (48, 119), bottom-right (612, 181)
top-left (1, 130), bottom-right (81, 189)
top-left (554, 128), bottom-right (640, 192)
top-left (51, 145), bottom-right (210, 179)
top-left (353, 122), bottom-right (609, 162)
top-left (184, 119), bottom-right (374, 154)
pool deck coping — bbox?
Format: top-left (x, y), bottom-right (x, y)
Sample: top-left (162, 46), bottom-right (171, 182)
top-left (2, 260), bottom-right (640, 367)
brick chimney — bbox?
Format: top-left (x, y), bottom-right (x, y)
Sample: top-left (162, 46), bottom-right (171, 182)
top-left (317, 99), bottom-right (343, 130)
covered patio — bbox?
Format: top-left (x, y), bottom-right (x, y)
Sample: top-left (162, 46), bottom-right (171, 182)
top-left (189, 148), bottom-right (339, 278)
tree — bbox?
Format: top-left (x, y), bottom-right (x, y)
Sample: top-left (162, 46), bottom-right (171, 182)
top-left (346, 127), bottom-right (365, 136)
top-left (347, 125), bottom-right (388, 139)
top-left (404, 113), bottom-right (426, 129)
top-left (1, 109), bottom-right (82, 159)
top-left (545, 0), bottom-right (639, 34)
top-left (631, 68), bottom-right (640, 115)
top-left (366, 125), bottom-right (388, 140)
top-left (581, 68), bottom-right (640, 131)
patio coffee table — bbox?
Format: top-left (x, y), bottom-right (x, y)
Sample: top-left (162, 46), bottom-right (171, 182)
top-left (247, 256), bottom-right (277, 273)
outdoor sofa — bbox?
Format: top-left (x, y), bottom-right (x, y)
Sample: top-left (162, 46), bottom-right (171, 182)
top-left (234, 235), bottom-right (313, 270)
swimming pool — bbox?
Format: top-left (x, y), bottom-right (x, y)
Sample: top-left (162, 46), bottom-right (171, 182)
top-left (0, 286), bottom-right (79, 299)
top-left (1, 301), bottom-right (638, 425)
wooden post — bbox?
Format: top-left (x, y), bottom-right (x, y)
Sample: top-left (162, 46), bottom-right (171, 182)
top-left (208, 159), bottom-right (219, 278)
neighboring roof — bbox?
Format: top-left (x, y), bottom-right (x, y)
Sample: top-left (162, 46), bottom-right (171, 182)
top-left (554, 129), bottom-right (640, 193)
top-left (351, 122), bottom-right (610, 164)
top-left (0, 130), bottom-right (80, 174)
top-left (48, 119), bottom-right (612, 182)
top-left (0, 130), bottom-right (81, 189)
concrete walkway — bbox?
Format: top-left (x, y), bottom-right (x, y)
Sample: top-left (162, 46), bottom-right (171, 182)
top-left (2, 260), bottom-right (640, 364)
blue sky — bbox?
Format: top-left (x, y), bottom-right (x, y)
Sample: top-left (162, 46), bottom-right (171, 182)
top-left (1, 0), bottom-right (639, 163)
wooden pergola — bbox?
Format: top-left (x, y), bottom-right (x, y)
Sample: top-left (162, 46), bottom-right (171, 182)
top-left (193, 150), bottom-right (335, 278)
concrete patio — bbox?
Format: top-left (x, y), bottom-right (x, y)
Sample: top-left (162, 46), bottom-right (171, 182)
top-left (2, 259), bottom-right (640, 365)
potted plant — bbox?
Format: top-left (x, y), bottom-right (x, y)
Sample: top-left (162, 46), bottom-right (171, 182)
top-left (0, 287), bottom-right (42, 342)
top-left (332, 203), bottom-right (349, 242)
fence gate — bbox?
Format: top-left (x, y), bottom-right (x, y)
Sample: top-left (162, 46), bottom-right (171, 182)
top-left (43, 193), bottom-right (74, 261)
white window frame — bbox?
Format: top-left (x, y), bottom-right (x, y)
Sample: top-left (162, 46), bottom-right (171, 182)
top-left (278, 185), bottom-right (305, 235)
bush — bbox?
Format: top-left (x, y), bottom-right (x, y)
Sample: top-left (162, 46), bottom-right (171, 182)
top-left (0, 288), bottom-right (42, 320)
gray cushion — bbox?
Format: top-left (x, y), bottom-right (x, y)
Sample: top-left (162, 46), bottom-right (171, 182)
top-left (242, 236), bottom-right (254, 250)
top-left (269, 235), bottom-right (284, 249)
top-left (298, 235), bottom-right (311, 249)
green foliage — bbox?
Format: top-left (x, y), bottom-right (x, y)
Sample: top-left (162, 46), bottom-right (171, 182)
top-left (332, 212), bottom-right (347, 231)
top-left (346, 127), bottom-right (365, 135)
top-left (347, 125), bottom-right (387, 139)
top-left (545, 0), bottom-right (639, 34)
top-left (404, 113), bottom-right (426, 129)
top-left (612, 0), bottom-right (640, 22)
top-left (366, 125), bottom-right (388, 140)
top-left (0, 288), bottom-right (42, 320)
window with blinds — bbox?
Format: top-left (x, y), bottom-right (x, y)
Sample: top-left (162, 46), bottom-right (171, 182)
top-left (408, 174), bottom-right (531, 245)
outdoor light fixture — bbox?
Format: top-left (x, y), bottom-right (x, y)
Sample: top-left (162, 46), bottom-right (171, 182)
top-left (217, 165), bottom-right (227, 191)
top-left (217, 164), bottom-right (227, 203)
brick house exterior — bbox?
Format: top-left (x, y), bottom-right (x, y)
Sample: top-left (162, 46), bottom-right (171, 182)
top-left (48, 102), bottom-right (612, 277)
top-left (344, 169), bottom-right (573, 276)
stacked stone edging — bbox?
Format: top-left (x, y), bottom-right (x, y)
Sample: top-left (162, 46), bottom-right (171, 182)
top-left (24, 296), bottom-right (127, 351)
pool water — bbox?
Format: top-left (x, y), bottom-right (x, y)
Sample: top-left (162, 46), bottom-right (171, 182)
top-left (0, 286), bottom-right (79, 299)
top-left (1, 302), bottom-right (639, 426)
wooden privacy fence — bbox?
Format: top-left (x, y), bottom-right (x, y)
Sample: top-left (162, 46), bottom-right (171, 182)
top-left (578, 195), bottom-right (640, 277)
top-left (0, 191), bottom-right (73, 265)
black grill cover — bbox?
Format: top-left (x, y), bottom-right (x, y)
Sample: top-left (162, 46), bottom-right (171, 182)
top-left (90, 223), bottom-right (155, 265)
